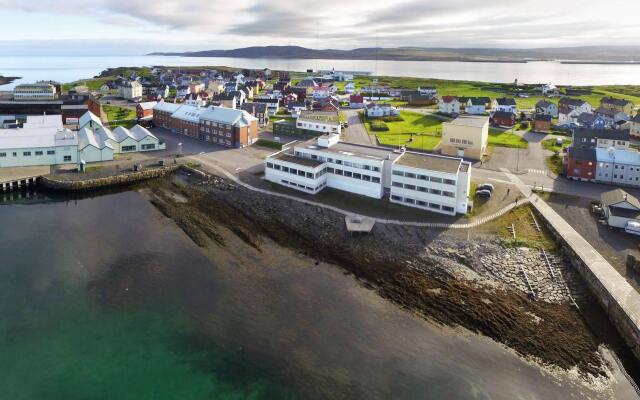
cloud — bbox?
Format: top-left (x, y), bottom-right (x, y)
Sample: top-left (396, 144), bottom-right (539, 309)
top-left (1, 0), bottom-right (640, 50)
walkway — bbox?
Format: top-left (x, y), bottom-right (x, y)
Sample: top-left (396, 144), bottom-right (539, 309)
top-left (188, 155), bottom-right (529, 229)
top-left (501, 168), bottom-right (640, 358)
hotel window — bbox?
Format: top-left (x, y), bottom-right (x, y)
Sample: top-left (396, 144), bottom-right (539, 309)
top-left (443, 191), bottom-right (455, 198)
top-left (418, 175), bottom-right (428, 180)
top-left (429, 203), bottom-right (441, 209)
top-left (47, 150), bottom-right (55, 155)
top-left (392, 170), bottom-right (404, 176)
top-left (429, 189), bottom-right (442, 195)
top-left (306, 172), bottom-right (313, 178)
top-left (391, 195), bottom-right (402, 201)
top-left (405, 184), bottom-right (416, 190)
top-left (442, 206), bottom-right (454, 212)
top-left (267, 162), bottom-right (274, 169)
top-left (444, 179), bottom-right (456, 185)
top-left (0, 153), bottom-right (5, 157)
top-left (430, 177), bottom-right (443, 183)
top-left (353, 173), bottom-right (362, 180)
top-left (372, 177), bottom-right (380, 183)
top-left (392, 182), bottom-right (403, 188)
top-left (404, 198), bottom-right (415, 204)
top-left (344, 171), bottom-right (353, 178)
top-left (406, 173), bottom-right (416, 179)
top-left (63, 155), bottom-right (71, 162)
top-left (297, 170), bottom-right (305, 177)
top-left (23, 151), bottom-right (31, 156)
top-left (282, 166), bottom-right (289, 173)
top-left (122, 145), bottom-right (136, 152)
top-left (418, 186), bottom-right (427, 192)
top-left (290, 168), bottom-right (298, 175)
top-left (327, 167), bottom-right (334, 173)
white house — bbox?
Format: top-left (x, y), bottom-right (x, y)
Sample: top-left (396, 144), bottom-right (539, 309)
top-left (78, 127), bottom-right (114, 163)
top-left (264, 136), bottom-right (472, 216)
top-left (177, 86), bottom-right (191, 98)
top-left (119, 81), bottom-right (143, 100)
top-left (366, 103), bottom-right (400, 118)
top-left (466, 98), bottom-right (487, 115)
top-left (630, 115), bottom-right (640, 138)
top-left (600, 189), bottom-right (640, 229)
top-left (439, 97), bottom-right (461, 115)
top-left (344, 82), bottom-right (356, 94)
top-left (492, 98), bottom-right (517, 114)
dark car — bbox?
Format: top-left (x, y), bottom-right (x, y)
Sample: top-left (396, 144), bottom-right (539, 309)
top-left (477, 183), bottom-right (495, 192)
top-left (476, 189), bottom-right (492, 199)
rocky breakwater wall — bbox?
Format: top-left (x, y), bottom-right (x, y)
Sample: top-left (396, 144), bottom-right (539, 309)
top-left (532, 202), bottom-right (640, 361)
top-left (39, 165), bottom-right (181, 192)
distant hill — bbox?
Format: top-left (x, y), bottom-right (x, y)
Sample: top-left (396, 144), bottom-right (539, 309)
top-left (149, 46), bottom-right (640, 63)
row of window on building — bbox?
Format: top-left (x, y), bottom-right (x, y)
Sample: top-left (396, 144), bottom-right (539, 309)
top-left (294, 151), bottom-right (382, 173)
top-left (201, 128), bottom-right (232, 137)
top-left (326, 167), bottom-right (381, 183)
top-left (280, 179), bottom-right (326, 193)
top-left (391, 181), bottom-right (456, 197)
top-left (390, 195), bottom-right (455, 213)
top-left (391, 170), bottom-right (456, 186)
top-left (266, 162), bottom-right (326, 180)
top-left (0, 150), bottom-right (56, 157)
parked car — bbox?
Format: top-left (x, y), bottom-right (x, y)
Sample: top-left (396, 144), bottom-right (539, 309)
top-left (478, 183), bottom-right (495, 192)
top-left (476, 189), bottom-right (492, 199)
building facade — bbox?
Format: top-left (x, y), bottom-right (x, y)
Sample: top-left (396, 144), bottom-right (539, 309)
top-left (265, 135), bottom-right (472, 216)
top-left (440, 116), bottom-right (489, 160)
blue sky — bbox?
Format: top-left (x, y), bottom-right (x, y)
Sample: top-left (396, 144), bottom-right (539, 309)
top-left (1, 0), bottom-right (639, 55)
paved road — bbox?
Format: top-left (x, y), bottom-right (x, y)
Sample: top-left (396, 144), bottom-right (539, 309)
top-left (341, 109), bottom-right (375, 146)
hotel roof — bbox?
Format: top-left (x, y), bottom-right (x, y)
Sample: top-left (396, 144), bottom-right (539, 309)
top-left (273, 152), bottom-right (324, 168)
top-left (301, 141), bottom-right (393, 161)
top-left (395, 151), bottom-right (462, 174)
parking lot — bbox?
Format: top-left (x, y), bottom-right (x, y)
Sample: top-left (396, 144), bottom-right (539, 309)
top-left (546, 193), bottom-right (640, 291)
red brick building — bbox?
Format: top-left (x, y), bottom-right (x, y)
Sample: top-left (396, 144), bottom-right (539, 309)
top-left (532, 114), bottom-right (552, 132)
top-left (152, 103), bottom-right (258, 148)
top-left (565, 147), bottom-right (596, 181)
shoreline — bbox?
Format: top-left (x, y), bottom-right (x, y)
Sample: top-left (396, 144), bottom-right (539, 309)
top-left (143, 170), bottom-right (638, 383)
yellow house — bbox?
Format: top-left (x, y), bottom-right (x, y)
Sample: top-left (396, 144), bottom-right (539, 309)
top-left (440, 116), bottom-right (489, 160)
top-left (600, 97), bottom-right (634, 115)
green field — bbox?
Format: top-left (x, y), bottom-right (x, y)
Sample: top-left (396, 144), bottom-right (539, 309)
top-left (62, 77), bottom-right (113, 92)
top-left (542, 137), bottom-right (572, 152)
top-left (364, 111), bottom-right (443, 151)
top-left (104, 104), bottom-right (136, 122)
top-left (488, 130), bottom-right (528, 148)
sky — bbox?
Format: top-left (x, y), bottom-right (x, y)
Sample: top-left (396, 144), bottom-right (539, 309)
top-left (1, 0), bottom-right (639, 55)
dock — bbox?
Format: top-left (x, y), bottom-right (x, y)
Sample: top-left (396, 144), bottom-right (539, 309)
top-left (0, 166), bottom-right (49, 191)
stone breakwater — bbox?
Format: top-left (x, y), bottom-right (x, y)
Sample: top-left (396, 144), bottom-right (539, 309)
top-left (39, 165), bottom-right (181, 191)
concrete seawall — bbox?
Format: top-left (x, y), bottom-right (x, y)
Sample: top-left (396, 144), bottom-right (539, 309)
top-left (39, 165), bottom-right (181, 192)
top-left (531, 198), bottom-right (640, 361)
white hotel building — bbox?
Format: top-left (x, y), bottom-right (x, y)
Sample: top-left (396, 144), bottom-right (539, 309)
top-left (265, 134), bottom-right (471, 215)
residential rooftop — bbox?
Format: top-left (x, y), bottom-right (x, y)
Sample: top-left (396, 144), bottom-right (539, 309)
top-left (274, 152), bottom-right (324, 168)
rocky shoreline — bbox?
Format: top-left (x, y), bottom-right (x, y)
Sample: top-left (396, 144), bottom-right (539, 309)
top-left (146, 172), bottom-right (616, 379)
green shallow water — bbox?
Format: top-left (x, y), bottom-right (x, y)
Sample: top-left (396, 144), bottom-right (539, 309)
top-left (0, 189), bottom-right (638, 400)
top-left (0, 192), bottom-right (296, 400)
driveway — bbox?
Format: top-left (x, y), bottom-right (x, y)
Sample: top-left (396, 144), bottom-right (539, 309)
top-left (341, 109), bottom-right (375, 146)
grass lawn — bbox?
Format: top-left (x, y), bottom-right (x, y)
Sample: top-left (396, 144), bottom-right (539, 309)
top-left (542, 138), bottom-right (572, 152)
top-left (488, 130), bottom-right (528, 148)
top-left (545, 154), bottom-right (564, 175)
top-left (62, 77), bottom-right (114, 92)
top-left (365, 111), bottom-right (443, 151)
top-left (376, 133), bottom-right (442, 150)
top-left (103, 105), bottom-right (136, 122)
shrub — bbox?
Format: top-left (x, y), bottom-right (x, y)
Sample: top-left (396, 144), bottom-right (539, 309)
top-left (254, 139), bottom-right (283, 150)
top-left (370, 120), bottom-right (389, 131)
top-left (381, 115), bottom-right (404, 122)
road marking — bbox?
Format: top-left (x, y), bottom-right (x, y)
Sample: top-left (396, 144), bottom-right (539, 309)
top-left (527, 169), bottom-right (548, 176)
